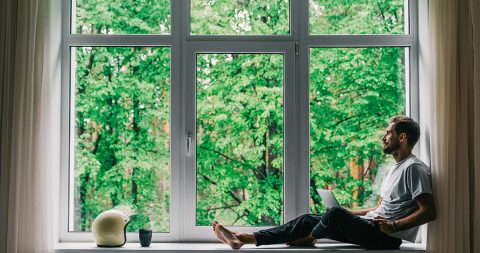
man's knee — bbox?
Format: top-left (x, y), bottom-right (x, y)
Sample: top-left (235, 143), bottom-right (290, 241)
top-left (297, 214), bottom-right (316, 223)
top-left (298, 214), bottom-right (311, 219)
top-left (330, 207), bottom-right (350, 217)
top-left (322, 207), bottom-right (349, 226)
top-left (295, 214), bottom-right (321, 228)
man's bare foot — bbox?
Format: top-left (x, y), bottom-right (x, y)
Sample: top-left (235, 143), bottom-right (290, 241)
top-left (213, 221), bottom-right (244, 249)
top-left (286, 234), bottom-right (317, 247)
top-left (212, 221), bottom-right (227, 243)
top-left (235, 232), bottom-right (257, 245)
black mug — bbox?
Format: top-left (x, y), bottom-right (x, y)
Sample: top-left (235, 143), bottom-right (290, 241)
top-left (139, 229), bottom-right (152, 247)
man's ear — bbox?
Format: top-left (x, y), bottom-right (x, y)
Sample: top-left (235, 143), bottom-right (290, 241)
top-left (399, 133), bottom-right (407, 144)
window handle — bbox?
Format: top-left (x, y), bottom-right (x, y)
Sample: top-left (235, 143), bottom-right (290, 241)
top-left (186, 134), bottom-right (192, 156)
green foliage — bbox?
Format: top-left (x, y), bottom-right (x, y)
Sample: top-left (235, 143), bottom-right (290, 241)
top-left (309, 47), bottom-right (404, 213)
top-left (196, 54), bottom-right (284, 226)
top-left (191, 0), bottom-right (290, 35)
top-left (309, 0), bottom-right (404, 34)
top-left (74, 47), bottom-right (171, 232)
top-left (73, 0), bottom-right (406, 232)
top-left (76, 0), bottom-right (170, 34)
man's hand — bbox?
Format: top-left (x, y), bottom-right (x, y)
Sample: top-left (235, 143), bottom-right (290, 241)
top-left (373, 217), bottom-right (395, 235)
top-left (286, 233), bottom-right (317, 247)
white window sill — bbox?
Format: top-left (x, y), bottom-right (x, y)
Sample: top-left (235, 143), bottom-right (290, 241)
top-left (55, 242), bottom-right (426, 253)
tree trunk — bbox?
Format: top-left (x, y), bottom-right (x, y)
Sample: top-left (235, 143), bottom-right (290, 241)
top-left (349, 157), bottom-right (363, 208)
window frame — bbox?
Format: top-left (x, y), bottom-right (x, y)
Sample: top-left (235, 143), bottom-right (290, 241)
top-left (60, 0), bottom-right (420, 242)
top-left (60, 0), bottom-right (183, 242)
top-left (183, 42), bottom-right (296, 240)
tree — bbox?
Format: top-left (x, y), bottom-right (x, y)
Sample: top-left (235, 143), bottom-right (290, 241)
top-left (74, 0), bottom-right (171, 232)
top-left (196, 54), bottom-right (284, 226)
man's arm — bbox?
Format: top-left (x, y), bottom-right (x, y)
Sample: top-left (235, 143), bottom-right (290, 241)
top-left (395, 193), bottom-right (436, 231)
top-left (350, 197), bottom-right (382, 216)
top-left (375, 193), bottom-right (436, 234)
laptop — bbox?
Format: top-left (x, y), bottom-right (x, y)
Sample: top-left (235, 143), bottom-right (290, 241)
top-left (316, 189), bottom-right (375, 220)
top-left (316, 189), bottom-right (341, 208)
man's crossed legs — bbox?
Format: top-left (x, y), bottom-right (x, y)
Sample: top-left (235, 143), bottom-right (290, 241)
top-left (212, 207), bottom-right (402, 250)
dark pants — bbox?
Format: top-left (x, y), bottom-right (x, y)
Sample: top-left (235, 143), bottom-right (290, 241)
top-left (253, 207), bottom-right (402, 250)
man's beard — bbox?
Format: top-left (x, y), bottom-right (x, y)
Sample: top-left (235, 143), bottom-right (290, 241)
top-left (383, 141), bottom-right (400, 154)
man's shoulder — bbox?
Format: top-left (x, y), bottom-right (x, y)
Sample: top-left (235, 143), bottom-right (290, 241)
top-left (399, 156), bottom-right (431, 174)
top-left (401, 156), bottom-right (432, 179)
top-left (404, 155), bottom-right (428, 167)
top-left (410, 156), bottom-right (430, 169)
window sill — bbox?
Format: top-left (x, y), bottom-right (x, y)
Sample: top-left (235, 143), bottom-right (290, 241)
top-left (55, 242), bottom-right (425, 253)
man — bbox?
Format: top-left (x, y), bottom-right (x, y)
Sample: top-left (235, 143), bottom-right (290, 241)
top-left (212, 116), bottom-right (436, 250)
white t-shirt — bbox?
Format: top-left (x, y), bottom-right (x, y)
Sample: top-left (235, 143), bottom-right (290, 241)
top-left (362, 154), bottom-right (433, 242)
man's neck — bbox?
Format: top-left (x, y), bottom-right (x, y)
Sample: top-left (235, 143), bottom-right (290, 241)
top-left (392, 149), bottom-right (412, 163)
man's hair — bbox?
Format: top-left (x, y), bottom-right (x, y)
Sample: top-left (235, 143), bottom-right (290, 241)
top-left (389, 115), bottom-right (420, 147)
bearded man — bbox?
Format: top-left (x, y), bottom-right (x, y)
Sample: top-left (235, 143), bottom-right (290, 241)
top-left (212, 116), bottom-right (436, 250)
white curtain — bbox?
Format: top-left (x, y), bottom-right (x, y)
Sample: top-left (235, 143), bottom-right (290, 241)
top-left (427, 0), bottom-right (480, 252)
top-left (0, 0), bottom-right (60, 252)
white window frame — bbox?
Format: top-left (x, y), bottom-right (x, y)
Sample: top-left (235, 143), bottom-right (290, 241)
top-left (183, 42), bottom-right (296, 241)
top-left (60, 0), bottom-right (183, 242)
top-left (60, 0), bottom-right (420, 242)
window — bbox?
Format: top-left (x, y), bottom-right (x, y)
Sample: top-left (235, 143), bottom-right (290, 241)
top-left (61, 0), bottom-right (418, 242)
top-left (71, 46), bottom-right (171, 233)
top-left (309, 0), bottom-right (406, 35)
top-left (309, 47), bottom-right (406, 213)
top-left (195, 53), bottom-right (285, 226)
top-left (72, 0), bottom-right (171, 34)
top-left (190, 0), bottom-right (290, 35)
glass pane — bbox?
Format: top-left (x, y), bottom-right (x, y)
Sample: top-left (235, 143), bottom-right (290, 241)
top-left (71, 47), bottom-right (171, 232)
top-left (309, 47), bottom-right (406, 213)
top-left (309, 0), bottom-right (406, 34)
top-left (190, 0), bottom-right (290, 35)
top-left (196, 54), bottom-right (284, 226)
top-left (73, 0), bottom-right (171, 34)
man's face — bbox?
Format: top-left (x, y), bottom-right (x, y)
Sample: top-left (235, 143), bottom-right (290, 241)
top-left (382, 123), bottom-right (401, 154)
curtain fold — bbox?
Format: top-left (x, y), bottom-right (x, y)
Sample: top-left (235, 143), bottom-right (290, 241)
top-left (427, 0), bottom-right (480, 252)
top-left (470, 0), bottom-right (480, 252)
top-left (470, 0), bottom-right (480, 250)
top-left (0, 0), bottom-right (60, 253)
